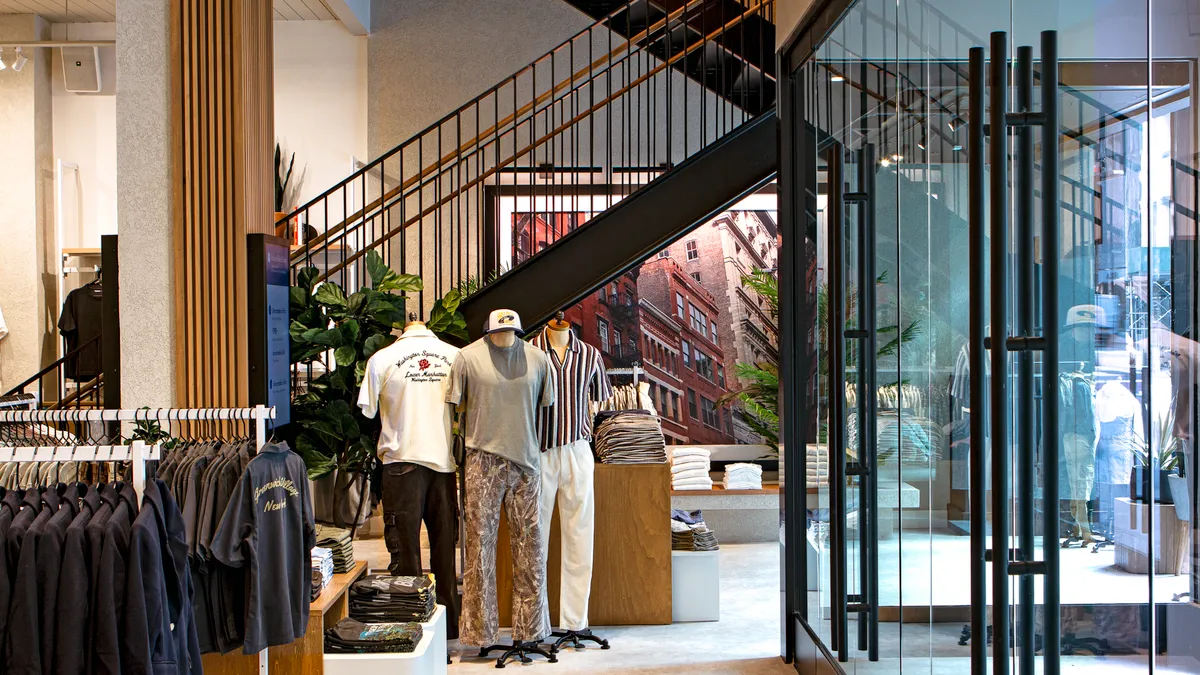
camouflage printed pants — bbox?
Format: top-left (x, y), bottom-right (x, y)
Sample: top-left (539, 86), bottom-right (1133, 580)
top-left (459, 450), bottom-right (550, 646)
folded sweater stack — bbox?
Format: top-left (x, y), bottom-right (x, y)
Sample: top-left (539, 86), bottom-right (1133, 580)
top-left (670, 446), bottom-right (712, 490)
top-left (723, 462), bottom-right (763, 490)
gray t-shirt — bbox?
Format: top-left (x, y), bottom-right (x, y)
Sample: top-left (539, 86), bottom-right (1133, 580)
top-left (446, 336), bottom-right (556, 473)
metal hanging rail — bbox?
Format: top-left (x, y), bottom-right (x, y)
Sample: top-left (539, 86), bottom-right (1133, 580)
top-left (0, 404), bottom-right (277, 674)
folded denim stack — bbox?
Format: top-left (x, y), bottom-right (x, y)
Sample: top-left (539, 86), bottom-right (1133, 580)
top-left (722, 462), bottom-right (764, 490)
top-left (349, 573), bottom-right (438, 623)
top-left (670, 509), bottom-right (719, 551)
top-left (670, 446), bottom-right (712, 490)
top-left (324, 617), bottom-right (424, 654)
top-left (312, 547), bottom-right (335, 601)
top-left (314, 524), bottom-right (356, 573)
top-left (593, 410), bottom-right (668, 464)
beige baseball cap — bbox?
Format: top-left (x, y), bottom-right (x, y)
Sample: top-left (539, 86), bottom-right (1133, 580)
top-left (1065, 304), bottom-right (1106, 327)
top-left (483, 309), bottom-right (524, 335)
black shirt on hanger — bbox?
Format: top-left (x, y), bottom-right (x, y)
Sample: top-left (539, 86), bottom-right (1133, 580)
top-left (58, 286), bottom-right (104, 381)
top-left (210, 441), bottom-right (315, 655)
top-left (93, 482), bottom-right (139, 675)
top-left (122, 479), bottom-right (202, 675)
top-left (54, 485), bottom-right (103, 675)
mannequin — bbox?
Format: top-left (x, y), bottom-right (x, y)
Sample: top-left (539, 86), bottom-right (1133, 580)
top-left (531, 311), bottom-right (613, 650)
top-left (1060, 305), bottom-right (1100, 546)
top-left (449, 309), bottom-right (557, 667)
top-left (357, 310), bottom-right (461, 637)
top-left (546, 312), bottom-right (571, 362)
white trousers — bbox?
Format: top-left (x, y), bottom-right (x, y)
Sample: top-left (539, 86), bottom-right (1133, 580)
top-left (539, 439), bottom-right (595, 631)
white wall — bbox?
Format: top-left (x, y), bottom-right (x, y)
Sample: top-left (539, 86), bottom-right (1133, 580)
top-left (51, 23), bottom-right (117, 251)
top-left (0, 15), bottom-right (53, 393)
top-left (273, 20), bottom-right (367, 212)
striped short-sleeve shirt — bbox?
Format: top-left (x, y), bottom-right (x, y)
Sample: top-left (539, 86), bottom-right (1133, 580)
top-left (532, 327), bottom-right (613, 450)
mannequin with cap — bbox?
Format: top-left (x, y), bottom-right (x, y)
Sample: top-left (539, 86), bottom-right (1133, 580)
top-left (448, 308), bottom-right (557, 665)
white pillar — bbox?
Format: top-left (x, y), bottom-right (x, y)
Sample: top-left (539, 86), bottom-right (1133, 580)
top-left (116, 0), bottom-right (175, 407)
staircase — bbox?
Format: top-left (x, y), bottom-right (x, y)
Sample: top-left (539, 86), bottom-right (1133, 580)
top-left (561, 0), bottom-right (775, 114)
top-left (3, 335), bottom-right (105, 411)
top-left (286, 0), bottom-right (778, 339)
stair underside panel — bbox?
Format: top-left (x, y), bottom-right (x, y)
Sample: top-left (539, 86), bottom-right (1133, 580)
top-left (460, 109), bottom-right (777, 339)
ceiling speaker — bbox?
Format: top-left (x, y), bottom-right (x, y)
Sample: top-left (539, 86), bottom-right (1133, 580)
top-left (61, 46), bottom-right (100, 93)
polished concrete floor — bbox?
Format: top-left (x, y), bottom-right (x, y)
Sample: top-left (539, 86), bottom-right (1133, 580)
top-left (354, 538), bottom-right (794, 674)
top-left (812, 529), bottom-right (1189, 607)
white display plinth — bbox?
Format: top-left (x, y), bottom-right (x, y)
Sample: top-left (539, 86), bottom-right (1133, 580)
top-left (324, 603), bottom-right (447, 675)
top-left (672, 550), bottom-right (720, 622)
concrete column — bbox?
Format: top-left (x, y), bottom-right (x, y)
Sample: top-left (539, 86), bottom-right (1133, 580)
top-left (0, 16), bottom-right (53, 393)
top-left (116, 0), bottom-right (175, 407)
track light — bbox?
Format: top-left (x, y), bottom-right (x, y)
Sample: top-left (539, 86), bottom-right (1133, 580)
top-left (0, 49), bottom-right (7, 72)
top-left (11, 48), bottom-right (26, 72)
top-left (831, 74), bottom-right (844, 82)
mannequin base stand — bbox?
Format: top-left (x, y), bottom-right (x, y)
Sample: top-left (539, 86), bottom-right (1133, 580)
top-left (479, 641), bottom-right (558, 668)
top-left (549, 629), bottom-right (610, 651)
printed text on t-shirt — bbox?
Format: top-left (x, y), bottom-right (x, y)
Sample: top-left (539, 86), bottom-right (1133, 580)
top-left (398, 351), bottom-right (452, 383)
top-left (256, 476), bottom-right (300, 513)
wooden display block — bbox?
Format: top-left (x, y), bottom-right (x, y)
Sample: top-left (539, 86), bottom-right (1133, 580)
top-left (496, 462), bottom-right (672, 626)
top-left (1113, 497), bottom-right (1191, 575)
top-left (202, 560), bottom-right (368, 675)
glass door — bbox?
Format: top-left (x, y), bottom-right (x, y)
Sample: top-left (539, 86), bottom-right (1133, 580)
top-left (789, 0), bottom-right (1200, 673)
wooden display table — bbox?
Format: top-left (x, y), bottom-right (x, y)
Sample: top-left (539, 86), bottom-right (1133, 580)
top-left (202, 560), bottom-right (368, 675)
top-left (1114, 497), bottom-right (1191, 575)
top-left (496, 463), bottom-right (672, 626)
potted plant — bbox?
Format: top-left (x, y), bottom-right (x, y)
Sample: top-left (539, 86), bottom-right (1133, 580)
top-left (287, 250), bottom-right (468, 526)
top-left (274, 142), bottom-right (299, 241)
top-left (1127, 407), bottom-right (1182, 504)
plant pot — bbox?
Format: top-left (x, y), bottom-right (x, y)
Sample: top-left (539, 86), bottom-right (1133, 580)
top-left (1159, 469), bottom-right (1176, 504)
top-left (1130, 463), bottom-right (1177, 503)
top-left (1166, 472), bottom-right (1191, 521)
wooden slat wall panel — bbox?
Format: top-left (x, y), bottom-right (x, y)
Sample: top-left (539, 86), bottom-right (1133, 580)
top-left (172, 0), bottom-right (273, 410)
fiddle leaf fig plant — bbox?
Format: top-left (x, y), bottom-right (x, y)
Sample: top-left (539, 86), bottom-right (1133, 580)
top-left (287, 249), bottom-right (467, 521)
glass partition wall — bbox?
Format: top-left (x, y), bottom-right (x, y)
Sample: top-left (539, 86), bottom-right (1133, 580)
top-left (790, 0), bottom-right (1200, 673)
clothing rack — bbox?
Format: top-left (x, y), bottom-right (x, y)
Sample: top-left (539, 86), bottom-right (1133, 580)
top-left (0, 404), bottom-right (277, 674)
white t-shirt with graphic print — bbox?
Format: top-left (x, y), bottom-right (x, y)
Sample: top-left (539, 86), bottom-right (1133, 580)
top-left (357, 325), bottom-right (460, 473)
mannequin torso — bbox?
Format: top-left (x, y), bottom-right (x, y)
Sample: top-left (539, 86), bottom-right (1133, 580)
top-left (547, 326), bottom-right (570, 362)
top-left (488, 331), bottom-right (516, 348)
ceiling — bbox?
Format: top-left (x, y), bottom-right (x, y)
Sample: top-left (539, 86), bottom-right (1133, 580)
top-left (0, 0), bottom-right (338, 23)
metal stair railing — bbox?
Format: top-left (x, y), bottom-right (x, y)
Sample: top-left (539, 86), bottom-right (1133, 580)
top-left (286, 0), bottom-right (776, 312)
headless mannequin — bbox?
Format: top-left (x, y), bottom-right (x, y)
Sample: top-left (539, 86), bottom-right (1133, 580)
top-left (402, 314), bottom-right (426, 337)
top-left (546, 314), bottom-right (570, 362)
top-left (488, 330), bottom-right (516, 348)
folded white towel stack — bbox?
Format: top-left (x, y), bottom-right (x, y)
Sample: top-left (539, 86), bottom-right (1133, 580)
top-left (670, 446), bottom-right (712, 490)
top-left (722, 462), bottom-right (764, 490)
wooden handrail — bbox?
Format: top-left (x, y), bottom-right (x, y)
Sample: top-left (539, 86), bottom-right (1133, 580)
top-left (292, 0), bottom-right (736, 261)
top-left (50, 372), bottom-right (103, 410)
top-left (306, 0), bottom-right (770, 283)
